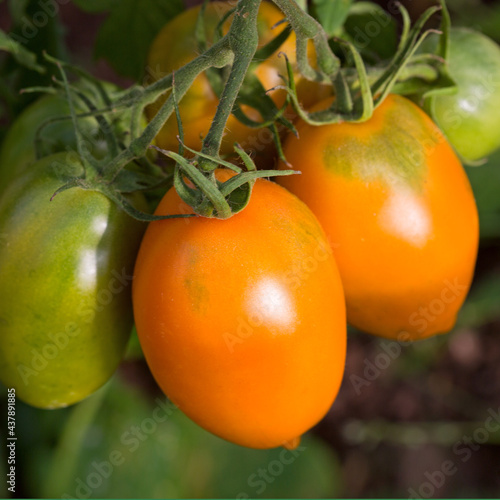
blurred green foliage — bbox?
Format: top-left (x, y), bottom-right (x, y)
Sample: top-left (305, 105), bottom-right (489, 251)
top-left (0, 372), bottom-right (341, 499)
top-left (466, 150), bottom-right (500, 240)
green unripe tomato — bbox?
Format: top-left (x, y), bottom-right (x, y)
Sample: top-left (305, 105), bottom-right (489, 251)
top-left (0, 83), bottom-right (135, 192)
top-left (425, 28), bottom-right (500, 162)
top-left (0, 152), bottom-right (146, 408)
top-left (0, 94), bottom-right (104, 180)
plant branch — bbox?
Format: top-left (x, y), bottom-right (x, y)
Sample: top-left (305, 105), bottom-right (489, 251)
top-left (201, 0), bottom-right (263, 160)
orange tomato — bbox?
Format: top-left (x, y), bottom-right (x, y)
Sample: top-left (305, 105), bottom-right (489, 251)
top-left (132, 171), bottom-right (346, 449)
top-left (146, 1), bottom-right (330, 159)
top-left (277, 94), bottom-right (479, 340)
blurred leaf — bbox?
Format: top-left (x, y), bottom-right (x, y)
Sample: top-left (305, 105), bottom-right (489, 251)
top-left (0, 29), bottom-right (44, 73)
top-left (94, 0), bottom-right (184, 80)
top-left (311, 0), bottom-right (353, 36)
top-left (43, 385), bottom-right (110, 498)
top-left (342, 2), bottom-right (398, 62)
top-left (447, 0), bottom-right (500, 44)
top-left (6, 0), bottom-right (65, 57)
top-left (457, 271), bottom-right (500, 328)
top-left (124, 327), bottom-right (145, 360)
top-left (28, 373), bottom-right (340, 499)
top-left (1, 0), bottom-right (66, 118)
top-left (466, 148), bottom-right (500, 239)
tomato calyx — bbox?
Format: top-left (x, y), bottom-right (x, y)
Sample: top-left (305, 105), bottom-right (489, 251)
top-left (398, 0), bottom-right (456, 101)
top-left (156, 141), bottom-right (298, 219)
top-left (282, 1), bottom-right (452, 126)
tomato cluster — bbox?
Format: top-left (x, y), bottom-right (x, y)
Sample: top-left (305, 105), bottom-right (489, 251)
top-left (0, 0), bottom-right (495, 450)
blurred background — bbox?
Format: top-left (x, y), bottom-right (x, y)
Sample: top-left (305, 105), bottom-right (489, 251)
top-left (1, 0), bottom-right (500, 498)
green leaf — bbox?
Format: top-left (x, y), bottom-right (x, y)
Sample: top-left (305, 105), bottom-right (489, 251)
top-left (2, 0), bottom-right (66, 117)
top-left (33, 373), bottom-right (341, 499)
top-left (0, 29), bottom-right (44, 73)
top-left (466, 148), bottom-right (500, 240)
top-left (458, 271), bottom-right (500, 328)
top-left (312, 0), bottom-right (353, 36)
top-left (343, 2), bottom-right (398, 61)
top-left (94, 0), bottom-right (184, 80)
top-left (6, 0), bottom-right (66, 58)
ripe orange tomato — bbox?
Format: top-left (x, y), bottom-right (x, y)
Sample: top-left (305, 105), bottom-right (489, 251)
top-left (132, 172), bottom-right (346, 449)
top-left (146, 1), bottom-right (329, 159)
top-left (277, 94), bottom-right (479, 340)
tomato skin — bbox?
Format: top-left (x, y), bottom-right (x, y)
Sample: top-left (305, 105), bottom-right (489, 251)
top-left (0, 153), bottom-right (146, 408)
top-left (132, 173), bottom-right (346, 449)
top-left (278, 94), bottom-right (479, 340)
top-left (146, 1), bottom-right (330, 159)
top-left (425, 28), bottom-right (500, 161)
top-left (0, 95), bottom-right (79, 184)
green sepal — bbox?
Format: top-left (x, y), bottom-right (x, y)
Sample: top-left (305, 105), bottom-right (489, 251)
top-left (311, 0), bottom-right (353, 37)
top-left (169, 152), bottom-right (233, 218)
top-left (417, 0), bottom-right (457, 103)
top-left (370, 5), bottom-right (441, 106)
top-left (105, 187), bottom-right (196, 222)
top-left (0, 29), bottom-right (45, 73)
top-left (49, 178), bottom-right (87, 202)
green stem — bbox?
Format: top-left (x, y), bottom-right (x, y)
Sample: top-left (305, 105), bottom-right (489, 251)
top-left (201, 0), bottom-right (262, 159)
top-left (272, 0), bottom-right (339, 84)
top-left (104, 38), bottom-right (234, 182)
top-left (343, 418), bottom-right (500, 446)
top-left (42, 383), bottom-right (110, 498)
top-left (437, 0), bottom-right (451, 60)
top-left (72, 89), bottom-right (120, 159)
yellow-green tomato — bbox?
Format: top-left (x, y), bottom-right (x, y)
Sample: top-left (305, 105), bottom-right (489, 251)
top-left (425, 28), bottom-right (500, 161)
top-left (0, 153), bottom-right (146, 408)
